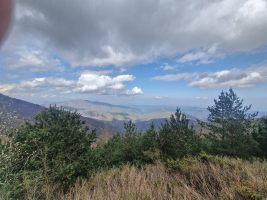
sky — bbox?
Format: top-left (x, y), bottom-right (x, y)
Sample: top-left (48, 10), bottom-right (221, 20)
top-left (0, 0), bottom-right (267, 110)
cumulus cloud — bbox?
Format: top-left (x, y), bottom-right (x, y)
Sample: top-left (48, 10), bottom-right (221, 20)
top-left (189, 68), bottom-right (267, 88)
top-left (1, 77), bottom-right (76, 95)
top-left (2, 0), bottom-right (267, 70)
top-left (152, 65), bottom-right (267, 89)
top-left (125, 87), bottom-right (144, 96)
top-left (1, 73), bottom-right (144, 97)
top-left (19, 77), bottom-right (75, 90)
top-left (76, 73), bottom-right (135, 94)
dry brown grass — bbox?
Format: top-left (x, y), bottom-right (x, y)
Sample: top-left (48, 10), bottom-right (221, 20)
top-left (58, 157), bottom-right (267, 200)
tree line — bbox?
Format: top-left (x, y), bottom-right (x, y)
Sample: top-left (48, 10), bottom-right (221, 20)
top-left (0, 88), bottom-right (266, 199)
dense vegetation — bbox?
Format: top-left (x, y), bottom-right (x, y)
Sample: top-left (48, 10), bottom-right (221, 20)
top-left (1, 89), bottom-right (267, 199)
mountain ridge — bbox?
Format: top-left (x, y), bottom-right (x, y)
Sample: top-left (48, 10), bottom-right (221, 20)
top-left (47, 99), bottom-right (208, 122)
top-left (0, 94), bottom-right (170, 135)
top-left (2, 94), bottom-right (265, 135)
top-left (0, 93), bottom-right (43, 119)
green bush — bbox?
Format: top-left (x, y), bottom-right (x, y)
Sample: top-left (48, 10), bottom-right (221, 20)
top-left (1, 106), bottom-right (96, 199)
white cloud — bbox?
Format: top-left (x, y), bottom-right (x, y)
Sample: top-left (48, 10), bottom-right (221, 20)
top-left (76, 73), bottom-right (135, 94)
top-left (1, 77), bottom-right (76, 94)
top-left (19, 77), bottom-right (75, 90)
top-left (1, 73), bottom-right (143, 97)
top-left (125, 86), bottom-right (144, 96)
top-left (152, 65), bottom-right (267, 89)
top-left (189, 68), bottom-right (267, 88)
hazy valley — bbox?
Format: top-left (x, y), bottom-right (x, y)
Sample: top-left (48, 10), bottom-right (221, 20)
top-left (0, 93), bottom-right (207, 135)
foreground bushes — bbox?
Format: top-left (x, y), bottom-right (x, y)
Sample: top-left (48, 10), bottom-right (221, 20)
top-left (95, 108), bottom-right (201, 168)
top-left (0, 106), bottom-right (201, 199)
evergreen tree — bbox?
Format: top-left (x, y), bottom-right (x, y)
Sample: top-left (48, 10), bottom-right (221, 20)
top-left (158, 108), bottom-right (200, 159)
top-left (203, 88), bottom-right (258, 157)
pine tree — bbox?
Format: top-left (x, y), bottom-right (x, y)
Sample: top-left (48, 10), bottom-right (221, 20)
top-left (203, 88), bottom-right (258, 157)
top-left (122, 120), bottom-right (143, 163)
top-left (158, 108), bottom-right (200, 159)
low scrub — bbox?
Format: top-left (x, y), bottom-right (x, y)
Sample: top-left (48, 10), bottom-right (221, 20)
top-left (58, 156), bottom-right (267, 200)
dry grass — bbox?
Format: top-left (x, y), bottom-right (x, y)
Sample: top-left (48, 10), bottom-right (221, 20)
top-left (58, 157), bottom-right (267, 200)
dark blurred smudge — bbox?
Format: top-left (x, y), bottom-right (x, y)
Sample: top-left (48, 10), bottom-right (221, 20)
top-left (0, 0), bottom-right (13, 46)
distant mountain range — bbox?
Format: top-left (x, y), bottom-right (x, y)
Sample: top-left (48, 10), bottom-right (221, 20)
top-left (46, 99), bottom-right (210, 121)
top-left (0, 94), bottom-right (171, 135)
top-left (44, 99), bottom-right (209, 133)
top-left (1, 93), bottom-right (266, 136)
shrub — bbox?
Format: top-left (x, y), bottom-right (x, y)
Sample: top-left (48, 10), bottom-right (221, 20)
top-left (2, 106), bottom-right (96, 199)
